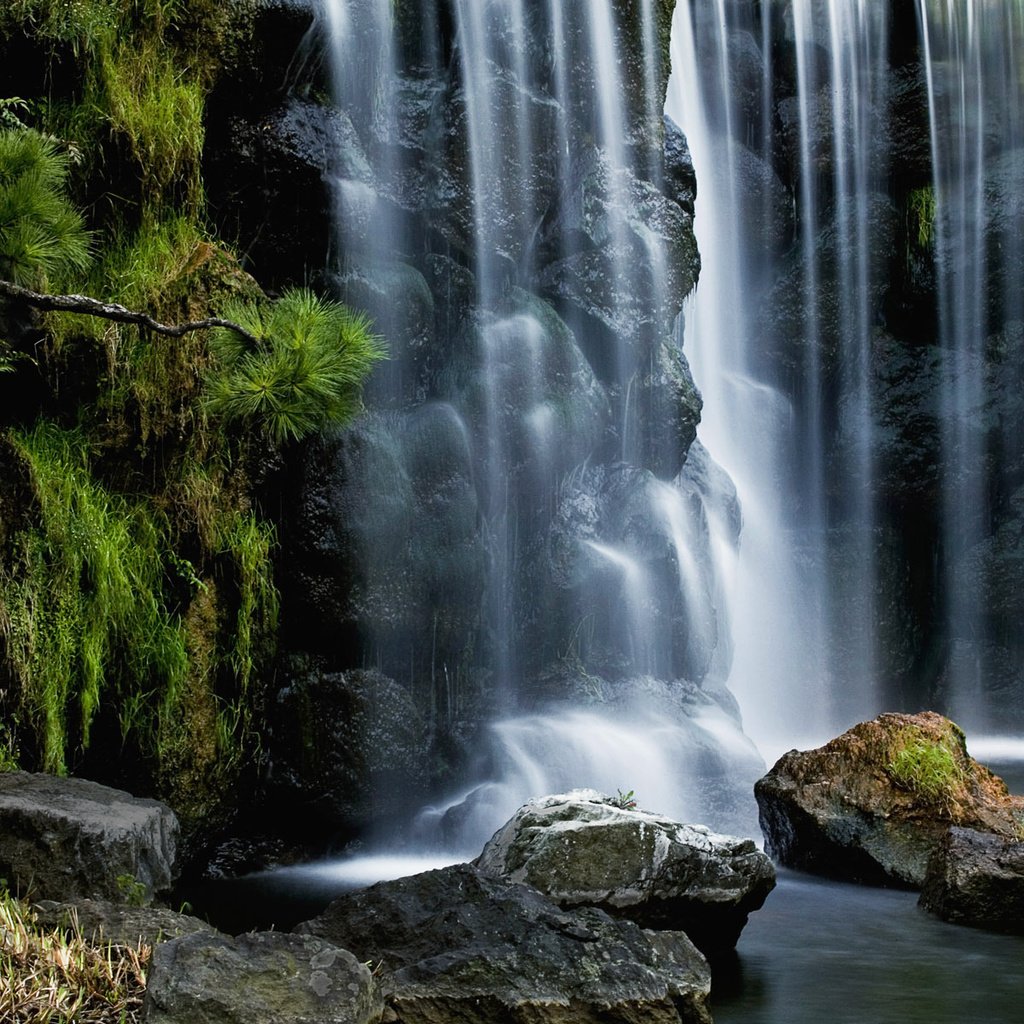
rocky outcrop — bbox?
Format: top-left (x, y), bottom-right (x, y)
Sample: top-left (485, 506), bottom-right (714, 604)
top-left (33, 899), bottom-right (213, 948)
top-left (298, 862), bottom-right (713, 1024)
top-left (919, 827), bottom-right (1024, 933)
top-left (266, 666), bottom-right (432, 837)
top-left (755, 712), bottom-right (1024, 887)
top-left (474, 790), bottom-right (775, 955)
top-left (144, 930), bottom-right (383, 1024)
top-left (0, 772), bottom-right (178, 904)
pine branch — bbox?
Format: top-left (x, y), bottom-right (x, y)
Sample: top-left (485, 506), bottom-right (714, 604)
top-left (0, 278), bottom-right (261, 345)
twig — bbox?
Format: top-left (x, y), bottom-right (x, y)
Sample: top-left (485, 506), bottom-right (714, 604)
top-left (0, 279), bottom-right (260, 345)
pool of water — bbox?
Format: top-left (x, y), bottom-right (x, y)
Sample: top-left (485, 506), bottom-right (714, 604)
top-left (714, 869), bottom-right (1024, 1024)
top-left (713, 753), bottom-right (1024, 1024)
top-left (188, 751), bottom-right (1024, 1021)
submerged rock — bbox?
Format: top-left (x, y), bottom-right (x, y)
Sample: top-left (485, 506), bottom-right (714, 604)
top-left (0, 772), bottom-right (178, 904)
top-left (474, 790), bottom-right (774, 956)
top-left (920, 827), bottom-right (1024, 933)
top-left (298, 862), bottom-right (712, 1024)
top-left (144, 930), bottom-right (382, 1024)
top-left (755, 712), bottom-right (1024, 887)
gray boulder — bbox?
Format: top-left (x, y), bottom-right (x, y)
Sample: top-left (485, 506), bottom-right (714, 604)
top-left (474, 790), bottom-right (774, 955)
top-left (33, 899), bottom-right (213, 947)
top-left (0, 772), bottom-right (178, 904)
top-left (143, 931), bottom-right (382, 1024)
top-left (299, 862), bottom-right (712, 1024)
top-left (919, 827), bottom-right (1024, 933)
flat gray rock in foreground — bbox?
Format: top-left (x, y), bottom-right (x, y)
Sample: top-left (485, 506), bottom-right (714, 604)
top-left (475, 789), bottom-right (775, 955)
top-left (0, 771), bottom-right (178, 904)
top-left (144, 930), bottom-right (383, 1024)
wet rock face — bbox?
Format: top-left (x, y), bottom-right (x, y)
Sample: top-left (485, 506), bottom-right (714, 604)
top-left (920, 827), bottom-right (1024, 933)
top-left (755, 712), bottom-right (1024, 888)
top-left (0, 772), bottom-right (178, 904)
top-left (298, 862), bottom-right (713, 1024)
top-left (474, 789), bottom-right (775, 956)
top-left (267, 668), bottom-right (431, 837)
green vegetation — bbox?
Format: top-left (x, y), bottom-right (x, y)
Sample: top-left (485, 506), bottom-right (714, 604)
top-left (886, 729), bottom-right (967, 808)
top-left (204, 289), bottom-right (385, 444)
top-left (0, 0), bottom-right (381, 829)
top-left (612, 788), bottom-right (638, 810)
top-left (0, 887), bottom-right (148, 1023)
top-left (0, 129), bottom-right (90, 287)
top-left (0, 421), bottom-right (188, 776)
top-left (908, 185), bottom-right (937, 249)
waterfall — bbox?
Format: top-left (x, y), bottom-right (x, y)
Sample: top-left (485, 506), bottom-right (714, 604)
top-left (667, 0), bottom-right (1024, 751)
top-left (290, 0), bottom-right (1024, 873)
top-left (917, 0), bottom-right (1024, 728)
top-left (295, 0), bottom-right (762, 857)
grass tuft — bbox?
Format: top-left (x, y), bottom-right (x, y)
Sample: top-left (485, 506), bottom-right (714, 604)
top-left (0, 888), bottom-right (148, 1023)
top-left (886, 729), bottom-right (967, 809)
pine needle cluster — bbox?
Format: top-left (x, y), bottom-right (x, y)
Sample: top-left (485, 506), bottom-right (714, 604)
top-left (203, 288), bottom-right (386, 444)
top-left (0, 129), bottom-right (91, 288)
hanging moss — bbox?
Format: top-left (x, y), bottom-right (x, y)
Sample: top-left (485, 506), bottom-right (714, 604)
top-left (0, 420), bottom-right (188, 774)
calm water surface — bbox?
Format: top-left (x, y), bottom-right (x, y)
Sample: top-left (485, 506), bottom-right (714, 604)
top-left (715, 755), bottom-right (1024, 1024)
top-left (714, 869), bottom-right (1024, 1024)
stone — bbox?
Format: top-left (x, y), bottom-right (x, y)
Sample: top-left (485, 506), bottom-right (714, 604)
top-left (298, 862), bottom-right (712, 1024)
top-left (919, 826), bottom-right (1024, 933)
top-left (0, 772), bottom-right (178, 904)
top-left (32, 899), bottom-right (214, 948)
top-left (755, 712), bottom-right (1024, 887)
top-left (267, 667), bottom-right (431, 836)
top-left (143, 930), bottom-right (382, 1024)
top-left (474, 789), bottom-right (774, 955)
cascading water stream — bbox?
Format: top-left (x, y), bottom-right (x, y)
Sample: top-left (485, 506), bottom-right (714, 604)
top-left (916, 0), bottom-right (1024, 728)
top-left (302, 0), bottom-right (763, 871)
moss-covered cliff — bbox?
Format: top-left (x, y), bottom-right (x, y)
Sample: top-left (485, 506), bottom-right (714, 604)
top-left (0, 0), bottom-right (375, 840)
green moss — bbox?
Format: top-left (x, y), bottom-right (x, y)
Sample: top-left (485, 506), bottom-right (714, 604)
top-left (95, 37), bottom-right (205, 212)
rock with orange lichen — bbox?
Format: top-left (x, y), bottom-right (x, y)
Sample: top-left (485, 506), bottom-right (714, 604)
top-left (754, 712), bottom-right (1024, 888)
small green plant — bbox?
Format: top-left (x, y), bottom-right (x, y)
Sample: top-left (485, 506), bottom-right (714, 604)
top-left (115, 873), bottom-right (148, 908)
top-left (908, 185), bottom-right (937, 249)
top-left (612, 788), bottom-right (638, 810)
top-left (0, 128), bottom-right (91, 287)
top-left (886, 732), bottom-right (966, 807)
top-left (0, 97), bottom-right (30, 131)
top-left (203, 288), bottom-right (386, 444)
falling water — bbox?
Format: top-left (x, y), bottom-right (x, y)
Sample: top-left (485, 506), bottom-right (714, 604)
top-left (917, 0), bottom-right (1024, 727)
top-left (306, 0), bottom-right (761, 859)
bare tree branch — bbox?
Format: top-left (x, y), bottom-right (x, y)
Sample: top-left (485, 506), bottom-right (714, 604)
top-left (0, 279), bottom-right (261, 345)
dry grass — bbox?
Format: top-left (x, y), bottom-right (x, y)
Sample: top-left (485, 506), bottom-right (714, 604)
top-left (0, 891), bottom-right (149, 1023)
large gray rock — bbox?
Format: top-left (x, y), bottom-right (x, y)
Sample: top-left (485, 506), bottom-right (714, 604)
top-left (474, 790), bottom-right (774, 955)
top-left (144, 930), bottom-right (383, 1024)
top-left (0, 772), bottom-right (178, 904)
top-left (919, 827), bottom-right (1024, 933)
top-left (755, 713), bottom-right (1024, 888)
top-left (33, 899), bottom-right (213, 948)
top-left (299, 862), bottom-right (712, 1024)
